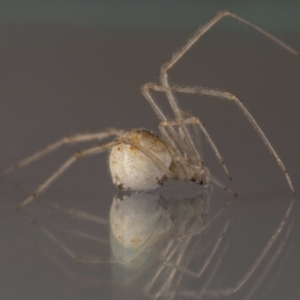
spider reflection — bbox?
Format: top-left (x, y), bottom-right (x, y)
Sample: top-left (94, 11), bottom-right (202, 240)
top-left (18, 189), bottom-right (294, 299)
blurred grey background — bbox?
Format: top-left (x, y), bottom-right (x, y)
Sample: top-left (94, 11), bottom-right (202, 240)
top-left (0, 1), bottom-right (299, 300)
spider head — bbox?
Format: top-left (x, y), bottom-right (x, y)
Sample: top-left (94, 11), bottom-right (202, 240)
top-left (191, 167), bottom-right (209, 186)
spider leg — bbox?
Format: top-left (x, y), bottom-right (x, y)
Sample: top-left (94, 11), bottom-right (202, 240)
top-left (144, 239), bottom-right (180, 294)
top-left (158, 120), bottom-right (194, 181)
top-left (156, 197), bottom-right (294, 299)
top-left (243, 221), bottom-right (293, 300)
top-left (38, 211), bottom-right (174, 267)
top-left (229, 197), bottom-right (294, 295)
top-left (20, 212), bottom-right (117, 264)
top-left (178, 199), bottom-right (234, 240)
top-left (160, 116), bottom-right (237, 195)
top-left (201, 198), bottom-right (294, 298)
top-left (146, 199), bottom-right (233, 297)
top-left (160, 10), bottom-right (299, 122)
top-left (120, 136), bottom-right (175, 179)
top-left (154, 236), bottom-right (194, 299)
top-left (179, 109), bottom-right (203, 156)
top-left (208, 173), bottom-right (237, 196)
top-left (143, 83), bottom-right (295, 196)
top-left (1, 129), bottom-right (124, 176)
top-left (141, 87), bottom-right (203, 166)
top-left (16, 141), bottom-right (117, 209)
top-left (143, 86), bottom-right (235, 194)
top-left (158, 11), bottom-right (299, 187)
top-left (46, 201), bottom-right (109, 225)
top-left (153, 226), bottom-right (230, 299)
top-left (161, 117), bottom-right (232, 180)
top-left (164, 217), bottom-right (231, 279)
top-left (161, 10), bottom-right (299, 84)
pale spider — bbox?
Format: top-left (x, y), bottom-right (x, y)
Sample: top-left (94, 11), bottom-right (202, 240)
top-left (1, 10), bottom-right (298, 209)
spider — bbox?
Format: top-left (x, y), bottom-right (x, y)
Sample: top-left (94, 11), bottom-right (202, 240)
top-left (1, 10), bottom-right (298, 209)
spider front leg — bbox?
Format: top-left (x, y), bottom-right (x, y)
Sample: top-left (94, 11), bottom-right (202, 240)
top-left (144, 83), bottom-right (295, 196)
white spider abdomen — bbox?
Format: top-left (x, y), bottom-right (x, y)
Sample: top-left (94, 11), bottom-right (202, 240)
top-left (109, 129), bottom-right (172, 191)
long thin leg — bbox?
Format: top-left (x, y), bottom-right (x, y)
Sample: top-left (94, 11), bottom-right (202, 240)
top-left (21, 212), bottom-right (117, 264)
top-left (178, 199), bottom-right (234, 240)
top-left (21, 203), bottom-right (167, 268)
top-left (147, 198), bottom-right (230, 297)
top-left (127, 121), bottom-right (236, 196)
top-left (158, 11), bottom-right (299, 183)
top-left (62, 229), bottom-right (108, 245)
top-left (179, 109), bottom-right (204, 157)
top-left (144, 239), bottom-right (179, 294)
top-left (158, 113), bottom-right (236, 194)
top-left (16, 141), bottom-right (117, 209)
top-left (158, 197), bottom-right (294, 299)
top-left (161, 10), bottom-right (299, 81)
top-left (143, 83), bottom-right (295, 195)
top-left (141, 87), bottom-right (203, 165)
top-left (232, 199), bottom-right (294, 294)
top-left (159, 10), bottom-right (299, 122)
top-left (204, 197), bottom-right (295, 297)
top-left (161, 117), bottom-right (232, 180)
top-left (1, 129), bottom-right (124, 176)
top-left (164, 217), bottom-right (231, 278)
top-left (155, 236), bottom-right (194, 299)
top-left (197, 239), bottom-right (230, 298)
top-left (46, 202), bottom-right (109, 225)
top-left (163, 240), bottom-right (230, 299)
top-left (244, 221), bottom-right (293, 300)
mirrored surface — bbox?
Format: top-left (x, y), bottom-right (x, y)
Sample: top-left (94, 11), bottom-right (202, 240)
top-left (0, 2), bottom-right (300, 300)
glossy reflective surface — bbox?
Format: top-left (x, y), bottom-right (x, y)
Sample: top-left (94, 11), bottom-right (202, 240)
top-left (1, 3), bottom-right (300, 300)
